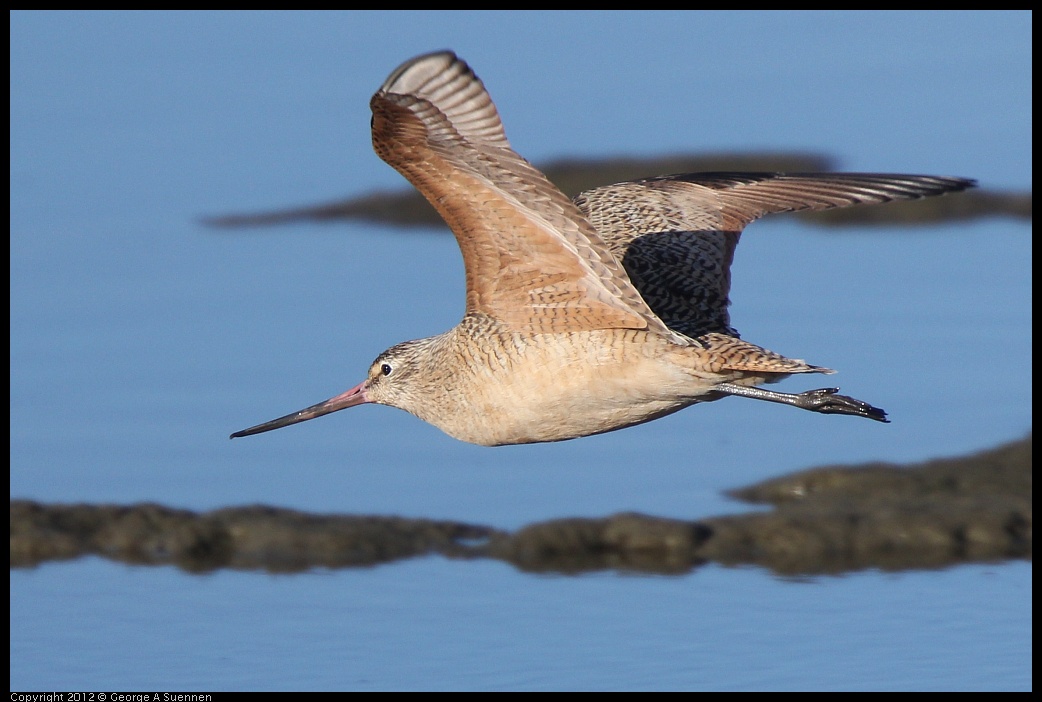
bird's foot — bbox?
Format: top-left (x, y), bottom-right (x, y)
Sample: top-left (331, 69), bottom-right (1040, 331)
top-left (793, 387), bottom-right (889, 423)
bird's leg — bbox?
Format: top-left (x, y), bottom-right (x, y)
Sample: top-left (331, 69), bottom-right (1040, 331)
top-left (715, 383), bottom-right (889, 423)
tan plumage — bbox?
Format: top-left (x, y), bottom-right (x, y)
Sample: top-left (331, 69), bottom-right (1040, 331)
top-left (231, 51), bottom-right (975, 446)
top-left (369, 51), bottom-right (679, 340)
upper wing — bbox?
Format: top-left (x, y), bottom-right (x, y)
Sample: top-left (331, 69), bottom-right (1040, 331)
top-left (575, 172), bottom-right (976, 338)
top-left (370, 51), bottom-right (678, 339)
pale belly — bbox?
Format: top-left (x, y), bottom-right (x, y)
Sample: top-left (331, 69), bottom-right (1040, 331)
top-left (427, 332), bottom-right (720, 446)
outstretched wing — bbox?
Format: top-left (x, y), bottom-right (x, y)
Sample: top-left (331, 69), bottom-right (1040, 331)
top-left (575, 172), bottom-right (975, 338)
top-left (371, 51), bottom-right (680, 340)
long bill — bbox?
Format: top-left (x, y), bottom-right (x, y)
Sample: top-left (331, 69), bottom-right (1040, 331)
top-left (230, 381), bottom-right (369, 438)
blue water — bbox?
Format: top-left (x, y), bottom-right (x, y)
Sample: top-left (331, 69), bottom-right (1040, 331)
top-left (10, 11), bottom-right (1031, 691)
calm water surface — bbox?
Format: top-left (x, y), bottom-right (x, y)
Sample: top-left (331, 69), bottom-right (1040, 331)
top-left (10, 11), bottom-right (1031, 691)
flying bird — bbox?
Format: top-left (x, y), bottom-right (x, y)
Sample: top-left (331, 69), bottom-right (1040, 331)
top-left (231, 51), bottom-right (974, 446)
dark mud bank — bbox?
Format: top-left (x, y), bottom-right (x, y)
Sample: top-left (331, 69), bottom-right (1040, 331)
top-left (11, 434), bottom-right (1030, 576)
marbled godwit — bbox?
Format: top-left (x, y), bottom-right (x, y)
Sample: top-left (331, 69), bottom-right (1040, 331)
top-left (231, 51), bottom-right (974, 446)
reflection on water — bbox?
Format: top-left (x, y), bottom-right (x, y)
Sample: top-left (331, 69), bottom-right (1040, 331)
top-left (12, 433), bottom-right (1029, 577)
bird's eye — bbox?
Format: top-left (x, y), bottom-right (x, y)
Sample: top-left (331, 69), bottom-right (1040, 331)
top-left (381, 363), bottom-right (393, 376)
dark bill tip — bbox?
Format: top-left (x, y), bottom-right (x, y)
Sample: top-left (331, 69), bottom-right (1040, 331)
top-left (230, 381), bottom-right (368, 439)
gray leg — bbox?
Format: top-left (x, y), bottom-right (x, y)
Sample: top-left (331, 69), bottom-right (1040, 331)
top-left (715, 383), bottom-right (889, 423)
